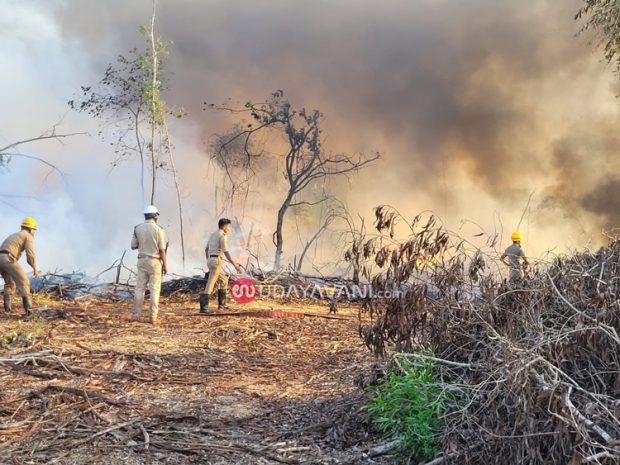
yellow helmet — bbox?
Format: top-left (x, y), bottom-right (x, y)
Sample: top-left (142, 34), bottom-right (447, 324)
top-left (511, 231), bottom-right (523, 243)
top-left (21, 217), bottom-right (38, 230)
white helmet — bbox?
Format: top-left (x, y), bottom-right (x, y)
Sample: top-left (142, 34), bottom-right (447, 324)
top-left (144, 205), bottom-right (159, 215)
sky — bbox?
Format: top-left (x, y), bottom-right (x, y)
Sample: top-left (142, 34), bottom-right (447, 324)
top-left (0, 0), bottom-right (618, 278)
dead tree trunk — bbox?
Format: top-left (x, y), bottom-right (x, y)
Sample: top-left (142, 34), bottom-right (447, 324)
top-left (274, 195), bottom-right (293, 270)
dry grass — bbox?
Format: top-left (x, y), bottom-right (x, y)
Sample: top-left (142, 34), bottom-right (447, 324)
top-left (0, 297), bottom-right (388, 465)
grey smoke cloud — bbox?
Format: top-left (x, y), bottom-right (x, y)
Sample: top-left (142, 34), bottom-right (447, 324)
top-left (582, 178), bottom-right (620, 229)
top-left (54, 1), bottom-right (617, 190)
top-left (2, 0), bottom-right (620, 275)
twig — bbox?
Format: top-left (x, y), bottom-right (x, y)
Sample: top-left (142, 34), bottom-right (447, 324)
top-left (419, 456), bottom-right (446, 465)
top-left (368, 439), bottom-right (400, 457)
top-left (33, 385), bottom-right (125, 407)
top-left (140, 424), bottom-right (150, 450)
top-left (73, 418), bottom-right (142, 446)
top-left (547, 272), bottom-right (620, 344)
top-left (564, 387), bottom-right (614, 444)
top-left (583, 451), bottom-right (617, 463)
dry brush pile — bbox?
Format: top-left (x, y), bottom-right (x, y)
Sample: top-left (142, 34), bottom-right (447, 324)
top-left (348, 206), bottom-right (620, 465)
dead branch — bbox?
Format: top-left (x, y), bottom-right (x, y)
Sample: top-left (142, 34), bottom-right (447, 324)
top-left (367, 439), bottom-right (401, 457)
top-left (32, 385), bottom-right (125, 407)
top-left (0, 131), bottom-right (86, 155)
top-left (564, 386), bottom-right (614, 444)
top-left (353, 206), bottom-right (620, 464)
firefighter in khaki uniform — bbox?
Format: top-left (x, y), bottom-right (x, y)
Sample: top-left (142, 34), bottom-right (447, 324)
top-left (0, 218), bottom-right (39, 316)
top-left (501, 231), bottom-right (529, 287)
top-left (199, 218), bottom-right (243, 314)
top-left (131, 206), bottom-right (168, 324)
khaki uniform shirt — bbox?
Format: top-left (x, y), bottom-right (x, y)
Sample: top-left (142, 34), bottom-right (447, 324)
top-left (206, 229), bottom-right (229, 258)
top-left (0, 230), bottom-right (35, 262)
top-left (501, 243), bottom-right (526, 270)
top-left (131, 220), bottom-right (167, 259)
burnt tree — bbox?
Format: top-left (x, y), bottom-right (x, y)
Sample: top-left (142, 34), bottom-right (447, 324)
top-left (210, 90), bottom-right (379, 269)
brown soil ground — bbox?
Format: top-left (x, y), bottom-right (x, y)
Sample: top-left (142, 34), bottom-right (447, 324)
top-left (0, 296), bottom-right (391, 464)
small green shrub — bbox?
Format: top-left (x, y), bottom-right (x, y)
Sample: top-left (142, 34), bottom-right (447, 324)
top-left (364, 355), bottom-right (448, 461)
top-left (0, 322), bottom-right (46, 348)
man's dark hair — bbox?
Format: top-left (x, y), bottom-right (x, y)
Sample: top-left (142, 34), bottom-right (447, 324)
top-left (145, 213), bottom-right (159, 220)
top-left (218, 218), bottom-right (232, 229)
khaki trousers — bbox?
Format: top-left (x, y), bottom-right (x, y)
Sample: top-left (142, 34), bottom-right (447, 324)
top-left (509, 268), bottom-right (524, 288)
top-left (0, 254), bottom-right (31, 304)
top-left (204, 257), bottom-right (228, 294)
top-left (133, 257), bottom-right (162, 318)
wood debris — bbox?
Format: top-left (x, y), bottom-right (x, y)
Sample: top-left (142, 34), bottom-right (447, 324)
top-left (0, 298), bottom-right (388, 465)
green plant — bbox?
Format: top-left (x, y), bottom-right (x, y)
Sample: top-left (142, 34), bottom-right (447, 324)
top-left (68, 4), bottom-right (187, 264)
top-left (0, 321), bottom-right (46, 348)
top-left (364, 354), bottom-right (448, 461)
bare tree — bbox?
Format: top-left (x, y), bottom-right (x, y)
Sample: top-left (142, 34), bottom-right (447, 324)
top-left (209, 90), bottom-right (379, 269)
top-left (208, 124), bottom-right (262, 215)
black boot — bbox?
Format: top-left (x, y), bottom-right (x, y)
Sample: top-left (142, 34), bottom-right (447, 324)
top-left (22, 296), bottom-right (32, 316)
top-left (217, 289), bottom-right (228, 311)
top-left (3, 294), bottom-right (11, 313)
top-left (199, 294), bottom-right (209, 314)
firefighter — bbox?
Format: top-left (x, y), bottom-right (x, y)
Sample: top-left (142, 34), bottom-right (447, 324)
top-left (131, 205), bottom-right (168, 324)
top-left (0, 218), bottom-right (39, 316)
top-left (199, 218), bottom-right (243, 314)
top-left (501, 231), bottom-right (529, 287)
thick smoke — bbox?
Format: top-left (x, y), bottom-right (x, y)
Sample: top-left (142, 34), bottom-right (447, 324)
top-left (2, 0), bottom-right (620, 275)
top-left (583, 179), bottom-right (620, 229)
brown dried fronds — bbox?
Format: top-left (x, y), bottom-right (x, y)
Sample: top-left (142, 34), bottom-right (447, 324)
top-left (351, 208), bottom-right (620, 465)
